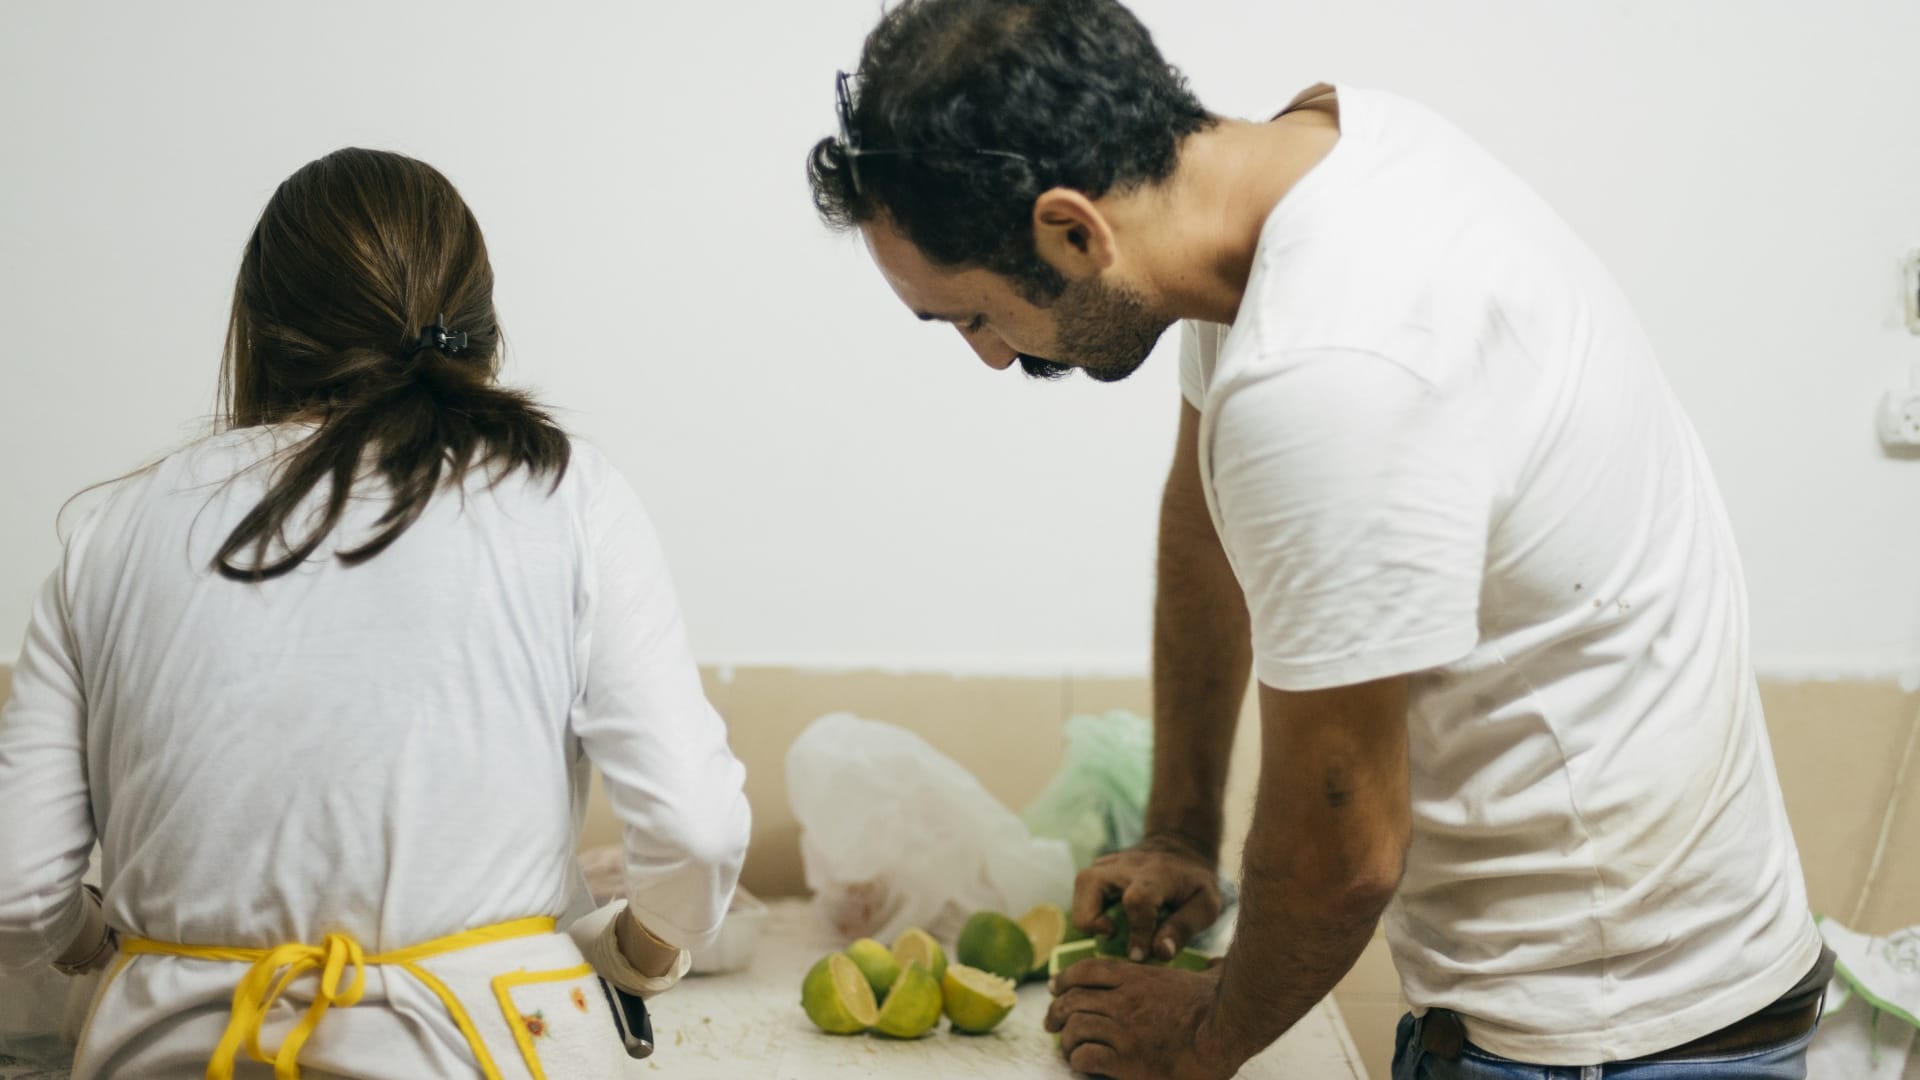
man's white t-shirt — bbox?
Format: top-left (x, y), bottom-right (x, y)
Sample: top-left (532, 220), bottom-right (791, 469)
top-left (1181, 85), bottom-right (1822, 1063)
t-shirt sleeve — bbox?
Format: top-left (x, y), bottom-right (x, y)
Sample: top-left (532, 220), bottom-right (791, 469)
top-left (574, 456), bottom-right (751, 951)
top-left (1207, 347), bottom-right (1490, 691)
top-left (1178, 320), bottom-right (1213, 410)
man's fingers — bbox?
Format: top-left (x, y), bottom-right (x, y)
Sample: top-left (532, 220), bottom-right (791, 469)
top-left (1151, 892), bottom-right (1221, 959)
top-left (1043, 986), bottom-right (1115, 1033)
top-left (1066, 1039), bottom-right (1126, 1079)
top-left (1049, 956), bottom-right (1130, 995)
top-left (1120, 882), bottom-right (1163, 962)
top-left (1070, 866), bottom-right (1121, 936)
top-left (1059, 1012), bottom-right (1127, 1061)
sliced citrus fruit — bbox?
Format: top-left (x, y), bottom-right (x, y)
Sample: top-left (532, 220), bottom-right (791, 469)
top-left (800, 952), bottom-right (878, 1034)
top-left (1016, 904), bottom-right (1068, 979)
top-left (872, 962), bottom-right (943, 1038)
top-left (1046, 938), bottom-right (1100, 986)
top-left (891, 927), bottom-right (948, 984)
top-left (942, 963), bottom-right (1018, 1034)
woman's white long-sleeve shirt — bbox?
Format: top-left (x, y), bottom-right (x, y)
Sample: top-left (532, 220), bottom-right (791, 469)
top-left (0, 427), bottom-right (749, 1075)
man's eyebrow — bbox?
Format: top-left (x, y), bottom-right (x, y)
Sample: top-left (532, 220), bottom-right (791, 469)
top-left (914, 310), bottom-right (974, 324)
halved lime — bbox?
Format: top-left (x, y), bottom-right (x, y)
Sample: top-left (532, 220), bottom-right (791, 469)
top-left (942, 964), bottom-right (1018, 1034)
top-left (872, 962), bottom-right (942, 1038)
top-left (1046, 938), bottom-right (1100, 984)
top-left (1016, 904), bottom-right (1068, 979)
top-left (891, 927), bottom-right (948, 984)
top-left (801, 952), bottom-right (879, 1034)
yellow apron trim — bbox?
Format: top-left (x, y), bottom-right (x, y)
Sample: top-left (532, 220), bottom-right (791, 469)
top-left (122, 915), bottom-right (556, 1080)
top-left (400, 961), bottom-right (508, 1080)
top-left (491, 964), bottom-right (597, 1080)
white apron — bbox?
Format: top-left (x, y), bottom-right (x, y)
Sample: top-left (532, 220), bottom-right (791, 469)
top-left (74, 918), bottom-right (627, 1080)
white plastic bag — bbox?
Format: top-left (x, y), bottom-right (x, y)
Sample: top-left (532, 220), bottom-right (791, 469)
top-left (787, 713), bottom-right (1074, 944)
top-left (1808, 920), bottom-right (1920, 1079)
top-left (1021, 711), bottom-right (1154, 870)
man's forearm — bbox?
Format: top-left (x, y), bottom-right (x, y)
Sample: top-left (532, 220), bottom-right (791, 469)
top-left (1205, 677), bottom-right (1411, 1066)
top-left (1144, 465), bottom-right (1252, 862)
top-left (1206, 857), bottom-right (1390, 1064)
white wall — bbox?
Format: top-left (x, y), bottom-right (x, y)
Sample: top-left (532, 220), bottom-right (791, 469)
top-left (2, 0), bottom-right (1916, 679)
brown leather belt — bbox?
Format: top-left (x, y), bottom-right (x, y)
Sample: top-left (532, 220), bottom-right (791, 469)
top-left (1419, 997), bottom-right (1822, 1064)
top-left (1629, 997), bottom-right (1822, 1062)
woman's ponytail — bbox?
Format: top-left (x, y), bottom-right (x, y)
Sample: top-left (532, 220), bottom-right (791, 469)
top-left (213, 149), bottom-right (569, 582)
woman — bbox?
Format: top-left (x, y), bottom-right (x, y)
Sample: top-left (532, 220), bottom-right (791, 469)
top-left (0, 148), bottom-right (750, 1078)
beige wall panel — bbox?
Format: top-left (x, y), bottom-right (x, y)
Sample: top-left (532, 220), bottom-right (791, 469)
top-left (1761, 681), bottom-right (1919, 920)
top-left (1854, 714), bottom-right (1920, 935)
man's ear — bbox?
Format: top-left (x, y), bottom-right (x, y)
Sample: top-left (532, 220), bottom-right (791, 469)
top-left (1032, 188), bottom-right (1117, 279)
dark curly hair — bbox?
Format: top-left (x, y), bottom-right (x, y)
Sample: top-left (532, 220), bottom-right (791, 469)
top-left (808, 0), bottom-right (1214, 302)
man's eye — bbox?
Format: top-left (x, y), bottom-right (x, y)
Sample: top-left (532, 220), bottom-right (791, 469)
top-left (963, 316), bottom-right (987, 333)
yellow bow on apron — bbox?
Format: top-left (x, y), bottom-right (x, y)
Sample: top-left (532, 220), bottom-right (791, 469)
top-left (122, 915), bottom-right (556, 1080)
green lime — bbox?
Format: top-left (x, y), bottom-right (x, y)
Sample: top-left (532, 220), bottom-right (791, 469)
top-left (845, 937), bottom-right (900, 998)
top-left (872, 962), bottom-right (943, 1038)
top-left (1016, 904), bottom-right (1068, 980)
top-left (956, 911), bottom-right (1035, 983)
top-left (942, 964), bottom-right (1018, 1034)
top-left (890, 927), bottom-right (948, 984)
top-left (801, 953), bottom-right (878, 1034)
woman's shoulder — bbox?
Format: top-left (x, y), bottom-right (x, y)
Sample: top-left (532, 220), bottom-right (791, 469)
top-left (65, 427), bottom-right (280, 521)
top-left (548, 434), bottom-right (642, 508)
top-left (540, 436), bottom-right (670, 546)
top-left (49, 427), bottom-right (290, 583)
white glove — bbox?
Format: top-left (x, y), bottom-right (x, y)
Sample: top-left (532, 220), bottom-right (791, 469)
top-left (568, 900), bottom-right (691, 1000)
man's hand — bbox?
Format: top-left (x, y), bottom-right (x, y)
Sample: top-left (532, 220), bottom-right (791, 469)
top-left (1071, 834), bottom-right (1222, 962)
top-left (1045, 958), bottom-right (1246, 1080)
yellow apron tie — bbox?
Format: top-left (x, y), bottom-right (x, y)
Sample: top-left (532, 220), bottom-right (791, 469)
top-left (123, 915), bottom-right (556, 1080)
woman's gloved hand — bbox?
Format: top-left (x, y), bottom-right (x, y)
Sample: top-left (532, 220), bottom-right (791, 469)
top-left (567, 901), bottom-right (691, 999)
top-left (51, 885), bottom-right (116, 977)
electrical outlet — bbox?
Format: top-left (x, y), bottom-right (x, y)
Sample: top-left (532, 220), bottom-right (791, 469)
top-left (1880, 388), bottom-right (1920, 448)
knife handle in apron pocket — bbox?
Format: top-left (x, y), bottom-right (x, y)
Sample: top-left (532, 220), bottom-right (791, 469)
top-left (597, 977), bottom-right (654, 1059)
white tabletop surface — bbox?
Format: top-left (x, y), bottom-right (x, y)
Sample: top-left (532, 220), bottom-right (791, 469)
top-left (643, 898), bottom-right (1369, 1079)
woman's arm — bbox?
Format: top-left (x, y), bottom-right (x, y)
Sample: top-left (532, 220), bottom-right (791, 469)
top-left (0, 567), bottom-right (101, 973)
top-left (570, 458), bottom-right (750, 987)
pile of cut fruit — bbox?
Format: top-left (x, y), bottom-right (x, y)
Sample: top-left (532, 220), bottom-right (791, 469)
top-left (799, 902), bottom-right (1211, 1040)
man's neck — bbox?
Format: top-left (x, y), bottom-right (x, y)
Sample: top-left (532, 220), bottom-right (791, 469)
top-left (1108, 108), bottom-right (1341, 327)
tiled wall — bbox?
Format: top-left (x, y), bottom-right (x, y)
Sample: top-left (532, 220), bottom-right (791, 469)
top-left (5, 662), bottom-right (1914, 1078)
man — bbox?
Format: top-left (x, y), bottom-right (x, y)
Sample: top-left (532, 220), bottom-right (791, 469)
top-left (808, 1), bottom-right (1829, 1078)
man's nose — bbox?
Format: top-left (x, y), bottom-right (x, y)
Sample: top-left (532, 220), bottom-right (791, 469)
top-left (959, 325), bottom-right (1017, 370)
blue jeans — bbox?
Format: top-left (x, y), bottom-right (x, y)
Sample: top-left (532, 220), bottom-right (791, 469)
top-left (1391, 1013), bottom-right (1818, 1079)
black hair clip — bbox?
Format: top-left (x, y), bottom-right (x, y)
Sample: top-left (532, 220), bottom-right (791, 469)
top-left (409, 314), bottom-right (468, 357)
